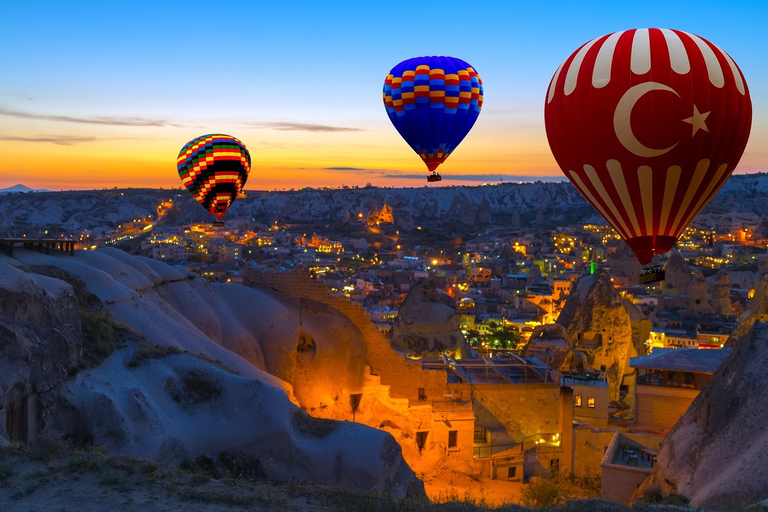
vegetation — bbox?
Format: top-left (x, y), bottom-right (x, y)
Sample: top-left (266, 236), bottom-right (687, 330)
top-left (179, 368), bottom-right (223, 404)
top-left (79, 309), bottom-right (122, 366)
top-left (126, 344), bottom-right (183, 367)
top-left (0, 439), bottom-right (720, 512)
top-left (292, 409), bottom-right (339, 438)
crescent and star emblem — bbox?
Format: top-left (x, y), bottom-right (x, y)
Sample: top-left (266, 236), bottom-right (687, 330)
top-left (613, 81), bottom-right (710, 157)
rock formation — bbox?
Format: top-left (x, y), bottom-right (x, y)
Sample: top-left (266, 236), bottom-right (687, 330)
top-left (556, 271), bottom-right (639, 401)
top-left (0, 258), bottom-right (82, 444)
top-left (523, 323), bottom-right (575, 371)
top-left (726, 270), bottom-right (768, 347)
top-left (710, 269), bottom-right (732, 315)
top-left (0, 248), bottom-right (424, 497)
top-left (637, 321), bottom-right (768, 509)
top-left (388, 279), bottom-right (468, 357)
top-left (662, 251), bottom-right (713, 316)
top-left (607, 241), bottom-right (641, 286)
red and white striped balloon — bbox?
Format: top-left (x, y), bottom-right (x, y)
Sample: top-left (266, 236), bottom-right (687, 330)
top-left (545, 28), bottom-right (752, 265)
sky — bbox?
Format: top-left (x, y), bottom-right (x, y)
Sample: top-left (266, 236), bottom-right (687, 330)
top-left (0, 0), bottom-right (766, 191)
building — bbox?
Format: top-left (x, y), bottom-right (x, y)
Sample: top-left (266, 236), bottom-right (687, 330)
top-left (562, 373), bottom-right (610, 428)
top-left (629, 348), bottom-right (731, 432)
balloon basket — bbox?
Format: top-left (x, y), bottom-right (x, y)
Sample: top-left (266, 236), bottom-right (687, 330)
top-left (427, 173), bottom-right (442, 183)
top-left (639, 265), bottom-right (665, 284)
top-left (211, 221), bottom-right (226, 227)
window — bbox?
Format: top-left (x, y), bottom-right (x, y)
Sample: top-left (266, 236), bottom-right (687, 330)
top-left (448, 430), bottom-right (458, 449)
top-left (587, 396), bottom-right (596, 408)
top-left (507, 466), bottom-right (517, 480)
top-left (474, 426), bottom-right (487, 443)
top-left (574, 395), bottom-right (582, 407)
top-left (418, 388), bottom-right (427, 401)
top-left (416, 431), bottom-right (428, 453)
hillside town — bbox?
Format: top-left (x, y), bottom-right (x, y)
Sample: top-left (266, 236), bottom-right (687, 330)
top-left (2, 183), bottom-right (768, 507)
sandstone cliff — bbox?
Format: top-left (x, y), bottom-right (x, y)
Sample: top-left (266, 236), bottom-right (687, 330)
top-left (662, 251), bottom-right (713, 316)
top-left (388, 279), bottom-right (468, 357)
top-left (726, 270), bottom-right (768, 347)
top-left (0, 248), bottom-right (424, 498)
top-left (556, 271), bottom-right (639, 402)
top-left (0, 257), bottom-right (82, 444)
top-left (637, 321), bottom-right (768, 509)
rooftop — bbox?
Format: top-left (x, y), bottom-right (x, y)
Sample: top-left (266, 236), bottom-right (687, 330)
top-left (629, 348), bottom-right (732, 374)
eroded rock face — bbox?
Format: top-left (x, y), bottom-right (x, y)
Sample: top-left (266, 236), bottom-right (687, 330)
top-left (663, 251), bottom-right (713, 316)
top-left (637, 321), bottom-right (768, 509)
top-left (388, 280), bottom-right (469, 356)
top-left (607, 242), bottom-right (641, 286)
top-left (710, 269), bottom-right (732, 315)
top-left (0, 260), bottom-right (82, 407)
top-left (1, 248), bottom-right (424, 498)
top-left (557, 271), bottom-right (638, 401)
top-left (523, 324), bottom-right (574, 371)
top-left (727, 271), bottom-right (768, 347)
top-left (49, 353), bottom-right (423, 499)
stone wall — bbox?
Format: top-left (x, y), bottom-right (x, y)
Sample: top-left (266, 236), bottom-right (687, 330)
top-left (452, 382), bottom-right (562, 441)
top-left (244, 269), bottom-right (447, 402)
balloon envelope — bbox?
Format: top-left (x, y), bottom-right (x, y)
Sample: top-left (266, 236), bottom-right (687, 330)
top-left (545, 29), bottom-right (751, 265)
top-left (177, 134), bottom-right (251, 220)
top-left (383, 56), bottom-right (483, 175)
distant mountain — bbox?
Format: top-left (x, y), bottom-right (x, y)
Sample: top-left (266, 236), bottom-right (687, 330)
top-left (1, 173), bottom-right (768, 232)
top-left (0, 184), bottom-right (50, 194)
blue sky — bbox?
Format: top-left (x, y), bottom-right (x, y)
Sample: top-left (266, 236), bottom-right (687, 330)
top-left (0, 0), bottom-right (765, 189)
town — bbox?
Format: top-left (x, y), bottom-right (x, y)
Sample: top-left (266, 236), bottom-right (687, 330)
top-left (1, 181), bottom-right (766, 506)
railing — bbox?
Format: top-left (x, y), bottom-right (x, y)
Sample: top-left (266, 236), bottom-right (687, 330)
top-left (473, 441), bottom-right (522, 459)
top-left (431, 399), bottom-right (473, 414)
top-left (522, 432), bottom-right (562, 452)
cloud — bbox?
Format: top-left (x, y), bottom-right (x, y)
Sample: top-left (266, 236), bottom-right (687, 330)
top-left (0, 106), bottom-right (179, 127)
top-left (250, 121), bottom-right (363, 132)
top-left (0, 134), bottom-right (97, 145)
top-left (382, 173), bottom-right (567, 182)
top-left (323, 166), bottom-right (366, 171)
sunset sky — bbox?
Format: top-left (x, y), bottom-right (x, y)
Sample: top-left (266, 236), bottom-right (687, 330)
top-left (1, 1), bottom-right (766, 190)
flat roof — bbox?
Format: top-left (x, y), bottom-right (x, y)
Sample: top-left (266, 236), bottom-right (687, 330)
top-left (629, 348), bottom-right (731, 374)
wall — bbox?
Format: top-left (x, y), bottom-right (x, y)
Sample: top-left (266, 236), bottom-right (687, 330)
top-left (602, 462), bottom-right (652, 505)
top-left (636, 385), bottom-right (698, 431)
top-left (456, 383), bottom-right (562, 441)
top-left (570, 382), bottom-right (609, 428)
top-left (430, 410), bottom-right (475, 464)
top-left (572, 427), bottom-right (616, 479)
top-left (244, 269), bottom-right (448, 402)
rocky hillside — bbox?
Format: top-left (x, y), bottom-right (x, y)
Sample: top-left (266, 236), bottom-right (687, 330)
top-left (4, 172), bottom-right (768, 232)
top-left (388, 279), bottom-right (468, 357)
top-left (555, 271), bottom-right (645, 402)
top-left (0, 247), bottom-right (422, 498)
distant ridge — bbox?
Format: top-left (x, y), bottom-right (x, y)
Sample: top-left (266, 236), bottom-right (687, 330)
top-left (0, 184), bottom-right (50, 194)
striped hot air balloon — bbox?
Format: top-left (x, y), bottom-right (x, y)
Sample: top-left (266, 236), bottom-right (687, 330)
top-left (545, 29), bottom-right (752, 265)
top-left (383, 56), bottom-right (483, 182)
top-left (177, 134), bottom-right (251, 220)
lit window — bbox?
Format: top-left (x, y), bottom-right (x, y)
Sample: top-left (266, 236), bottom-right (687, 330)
top-left (587, 396), bottom-right (596, 408)
top-left (574, 395), bottom-right (582, 407)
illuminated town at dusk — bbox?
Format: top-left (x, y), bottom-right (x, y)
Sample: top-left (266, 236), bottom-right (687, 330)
top-left (1, 1), bottom-right (767, 511)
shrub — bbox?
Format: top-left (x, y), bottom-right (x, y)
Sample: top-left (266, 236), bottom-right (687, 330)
top-left (79, 309), bottom-right (120, 366)
top-left (126, 344), bottom-right (182, 367)
top-left (180, 369), bottom-right (222, 404)
top-left (292, 409), bottom-right (338, 438)
top-left (520, 470), bottom-right (573, 508)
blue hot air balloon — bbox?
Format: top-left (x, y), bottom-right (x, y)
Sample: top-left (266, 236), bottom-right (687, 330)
top-left (383, 56), bottom-right (483, 182)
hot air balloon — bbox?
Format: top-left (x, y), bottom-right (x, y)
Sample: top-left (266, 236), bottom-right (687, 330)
top-left (383, 56), bottom-right (483, 182)
top-left (545, 29), bottom-right (751, 278)
top-left (177, 134), bottom-right (251, 221)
